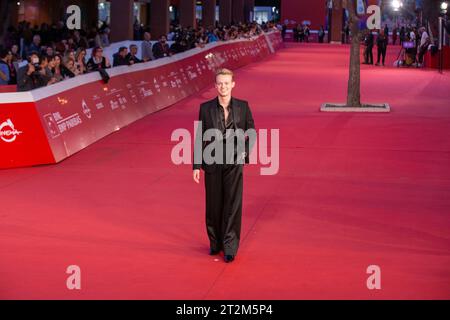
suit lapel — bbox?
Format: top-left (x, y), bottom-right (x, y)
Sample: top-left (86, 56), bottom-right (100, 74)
top-left (210, 97), bottom-right (224, 132)
top-left (231, 97), bottom-right (241, 130)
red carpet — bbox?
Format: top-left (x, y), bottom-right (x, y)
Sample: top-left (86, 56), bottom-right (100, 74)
top-left (1, 43), bottom-right (450, 299)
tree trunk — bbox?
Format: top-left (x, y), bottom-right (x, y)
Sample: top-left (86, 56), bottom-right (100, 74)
top-left (345, 0), bottom-right (362, 108)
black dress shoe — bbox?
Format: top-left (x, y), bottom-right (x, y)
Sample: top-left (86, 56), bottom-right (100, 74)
top-left (209, 249), bottom-right (220, 255)
top-left (224, 255), bottom-right (235, 263)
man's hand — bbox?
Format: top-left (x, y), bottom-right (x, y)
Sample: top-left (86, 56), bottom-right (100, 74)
top-left (193, 169), bottom-right (200, 184)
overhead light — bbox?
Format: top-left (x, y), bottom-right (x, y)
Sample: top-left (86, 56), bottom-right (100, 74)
top-left (392, 0), bottom-right (401, 11)
top-left (169, 5), bottom-right (173, 12)
top-left (441, 2), bottom-right (448, 11)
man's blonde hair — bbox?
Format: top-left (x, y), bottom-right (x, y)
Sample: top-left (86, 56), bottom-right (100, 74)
top-left (215, 68), bottom-right (234, 82)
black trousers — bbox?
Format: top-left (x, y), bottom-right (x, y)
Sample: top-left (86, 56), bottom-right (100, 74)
top-left (204, 164), bottom-right (243, 256)
top-left (377, 46), bottom-right (387, 64)
top-left (418, 45), bottom-right (427, 64)
top-left (364, 45), bottom-right (373, 64)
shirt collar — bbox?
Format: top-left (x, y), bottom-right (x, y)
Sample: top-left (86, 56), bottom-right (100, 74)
top-left (216, 97), bottom-right (233, 109)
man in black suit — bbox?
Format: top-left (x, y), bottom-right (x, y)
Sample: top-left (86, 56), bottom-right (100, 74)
top-left (152, 35), bottom-right (172, 59)
top-left (363, 30), bottom-right (374, 65)
top-left (113, 47), bottom-right (129, 67)
top-left (193, 68), bottom-right (255, 263)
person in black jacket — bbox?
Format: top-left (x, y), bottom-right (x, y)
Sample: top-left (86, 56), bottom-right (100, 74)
top-left (87, 47), bottom-right (111, 72)
top-left (318, 25), bottom-right (325, 43)
top-left (292, 25), bottom-right (298, 42)
top-left (113, 46), bottom-right (129, 67)
top-left (17, 53), bottom-right (55, 91)
top-left (152, 35), bottom-right (172, 59)
top-left (375, 30), bottom-right (388, 66)
top-left (126, 44), bottom-right (142, 65)
top-left (193, 68), bottom-right (255, 263)
top-left (170, 39), bottom-right (189, 54)
top-left (363, 30), bottom-right (374, 65)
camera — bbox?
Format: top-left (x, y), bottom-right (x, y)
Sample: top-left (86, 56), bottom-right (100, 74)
top-left (31, 56), bottom-right (41, 72)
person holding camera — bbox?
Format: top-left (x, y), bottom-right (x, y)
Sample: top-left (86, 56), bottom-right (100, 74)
top-left (17, 53), bottom-right (56, 91)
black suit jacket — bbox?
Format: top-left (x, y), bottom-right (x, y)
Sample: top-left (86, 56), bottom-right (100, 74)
top-left (193, 97), bottom-right (255, 173)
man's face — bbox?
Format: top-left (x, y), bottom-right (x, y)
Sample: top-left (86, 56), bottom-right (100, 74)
top-left (131, 47), bottom-right (138, 55)
top-left (120, 49), bottom-right (128, 57)
top-left (215, 74), bottom-right (235, 97)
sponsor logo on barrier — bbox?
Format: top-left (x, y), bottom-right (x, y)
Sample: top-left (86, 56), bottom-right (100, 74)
top-left (0, 119), bottom-right (23, 143)
top-left (81, 100), bottom-right (92, 119)
top-left (44, 114), bottom-right (61, 139)
top-left (44, 112), bottom-right (83, 136)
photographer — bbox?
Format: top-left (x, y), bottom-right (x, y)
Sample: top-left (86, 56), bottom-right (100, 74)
top-left (17, 53), bottom-right (55, 92)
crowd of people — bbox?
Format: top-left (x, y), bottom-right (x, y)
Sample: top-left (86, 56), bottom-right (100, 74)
top-left (362, 24), bottom-right (431, 67)
top-left (2, 16), bottom-right (434, 92)
top-left (0, 20), bottom-right (277, 91)
top-left (291, 24), bottom-right (312, 43)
